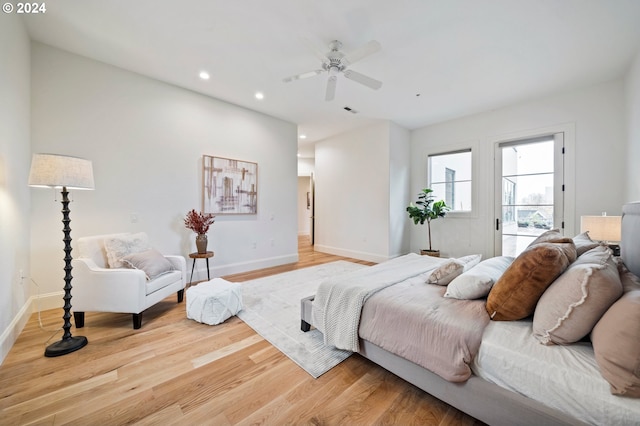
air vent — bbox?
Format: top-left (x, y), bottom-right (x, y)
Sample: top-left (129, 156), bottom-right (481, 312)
top-left (343, 106), bottom-right (358, 114)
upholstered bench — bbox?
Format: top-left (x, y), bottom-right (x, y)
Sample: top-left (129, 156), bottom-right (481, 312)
top-left (186, 278), bottom-right (243, 325)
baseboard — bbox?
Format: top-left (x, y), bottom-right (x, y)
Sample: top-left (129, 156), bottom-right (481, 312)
top-left (203, 253), bottom-right (300, 278)
top-left (313, 244), bottom-right (390, 263)
top-left (0, 291), bottom-right (63, 366)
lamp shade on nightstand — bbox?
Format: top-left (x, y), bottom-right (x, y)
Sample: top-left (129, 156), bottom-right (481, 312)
top-left (580, 215), bottom-right (622, 242)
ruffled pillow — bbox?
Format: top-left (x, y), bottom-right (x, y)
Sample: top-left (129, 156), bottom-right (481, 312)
top-left (533, 245), bottom-right (623, 345)
top-left (426, 254), bottom-right (482, 285)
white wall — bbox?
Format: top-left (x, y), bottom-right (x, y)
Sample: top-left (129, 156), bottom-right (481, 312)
top-left (314, 121), bottom-right (410, 262)
top-left (388, 122), bottom-right (411, 257)
top-left (297, 157), bottom-right (314, 177)
top-left (30, 43), bottom-right (299, 299)
top-left (297, 176), bottom-right (311, 235)
top-left (411, 79), bottom-right (627, 259)
top-left (625, 49), bottom-right (640, 202)
top-left (0, 14), bottom-right (32, 363)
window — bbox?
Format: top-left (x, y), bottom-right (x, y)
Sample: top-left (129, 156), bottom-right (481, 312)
top-left (428, 149), bottom-right (472, 212)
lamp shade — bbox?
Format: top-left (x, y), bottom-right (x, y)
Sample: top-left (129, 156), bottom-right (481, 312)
top-left (28, 154), bottom-right (94, 190)
top-left (580, 215), bottom-right (622, 242)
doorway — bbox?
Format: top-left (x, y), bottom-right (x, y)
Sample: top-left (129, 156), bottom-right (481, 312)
top-left (494, 133), bottom-right (565, 257)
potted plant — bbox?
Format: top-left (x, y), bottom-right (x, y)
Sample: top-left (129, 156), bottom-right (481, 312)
top-left (184, 209), bottom-right (216, 254)
top-left (406, 188), bottom-right (449, 257)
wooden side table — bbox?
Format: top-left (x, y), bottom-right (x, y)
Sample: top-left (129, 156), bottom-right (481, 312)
top-left (188, 251), bottom-right (214, 286)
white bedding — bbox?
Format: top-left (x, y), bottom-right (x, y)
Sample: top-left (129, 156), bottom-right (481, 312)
top-left (471, 320), bottom-right (640, 425)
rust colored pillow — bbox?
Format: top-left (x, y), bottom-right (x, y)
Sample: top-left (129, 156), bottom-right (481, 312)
top-left (527, 229), bottom-right (562, 247)
top-left (486, 239), bottom-right (577, 321)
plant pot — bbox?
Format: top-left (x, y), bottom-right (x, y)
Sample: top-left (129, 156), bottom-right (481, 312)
top-left (420, 249), bottom-right (440, 257)
top-left (195, 234), bottom-right (208, 254)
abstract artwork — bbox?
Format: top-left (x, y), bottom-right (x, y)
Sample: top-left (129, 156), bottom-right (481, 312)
top-left (202, 155), bottom-right (258, 215)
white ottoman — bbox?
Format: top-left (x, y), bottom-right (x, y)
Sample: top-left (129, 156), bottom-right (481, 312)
top-left (186, 278), bottom-right (243, 325)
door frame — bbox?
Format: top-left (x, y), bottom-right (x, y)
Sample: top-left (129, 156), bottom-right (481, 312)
top-left (489, 123), bottom-right (576, 256)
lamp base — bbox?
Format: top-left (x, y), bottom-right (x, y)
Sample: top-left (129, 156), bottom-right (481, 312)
top-left (608, 244), bottom-right (620, 257)
top-left (44, 336), bottom-right (88, 357)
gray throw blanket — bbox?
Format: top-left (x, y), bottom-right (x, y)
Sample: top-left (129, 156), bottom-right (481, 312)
top-left (312, 253), bottom-right (447, 351)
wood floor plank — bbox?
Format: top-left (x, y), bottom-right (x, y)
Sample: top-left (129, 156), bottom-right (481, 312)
top-left (0, 236), bottom-right (484, 425)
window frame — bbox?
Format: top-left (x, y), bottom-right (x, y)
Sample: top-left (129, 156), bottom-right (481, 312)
top-left (426, 146), bottom-right (477, 218)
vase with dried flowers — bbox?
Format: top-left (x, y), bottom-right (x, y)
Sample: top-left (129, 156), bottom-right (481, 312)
top-left (184, 209), bottom-right (215, 254)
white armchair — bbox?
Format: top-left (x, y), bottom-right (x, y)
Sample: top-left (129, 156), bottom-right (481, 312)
top-left (71, 233), bottom-right (186, 329)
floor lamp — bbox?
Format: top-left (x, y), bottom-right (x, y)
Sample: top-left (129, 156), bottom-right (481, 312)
top-left (28, 153), bottom-right (95, 357)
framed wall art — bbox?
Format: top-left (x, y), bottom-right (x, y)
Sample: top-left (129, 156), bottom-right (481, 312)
top-left (202, 155), bottom-right (258, 215)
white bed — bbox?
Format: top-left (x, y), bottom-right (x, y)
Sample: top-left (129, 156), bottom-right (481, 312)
top-left (301, 201), bottom-right (640, 425)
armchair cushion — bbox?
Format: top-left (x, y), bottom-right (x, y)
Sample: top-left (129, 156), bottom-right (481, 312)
top-left (122, 248), bottom-right (176, 280)
top-left (104, 232), bottom-right (149, 268)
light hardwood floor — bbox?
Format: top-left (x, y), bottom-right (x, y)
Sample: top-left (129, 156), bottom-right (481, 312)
top-left (0, 236), bottom-right (484, 425)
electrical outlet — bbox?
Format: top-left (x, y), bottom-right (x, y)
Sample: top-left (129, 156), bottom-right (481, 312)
top-left (252, 241), bottom-right (257, 249)
top-left (270, 239), bottom-right (275, 247)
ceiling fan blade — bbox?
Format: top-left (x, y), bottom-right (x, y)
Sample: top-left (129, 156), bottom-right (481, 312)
top-left (302, 37), bottom-right (330, 64)
top-left (342, 40), bottom-right (381, 66)
top-left (325, 75), bottom-right (337, 101)
top-left (343, 69), bottom-right (382, 90)
top-left (283, 69), bottom-right (324, 83)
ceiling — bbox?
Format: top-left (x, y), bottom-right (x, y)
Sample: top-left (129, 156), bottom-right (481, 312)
top-left (21, 0), bottom-right (640, 157)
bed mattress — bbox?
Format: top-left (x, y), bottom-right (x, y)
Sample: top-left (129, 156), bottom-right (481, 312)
top-left (471, 320), bottom-right (640, 425)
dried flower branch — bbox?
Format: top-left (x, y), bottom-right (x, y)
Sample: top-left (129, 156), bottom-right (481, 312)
top-left (184, 209), bottom-right (215, 234)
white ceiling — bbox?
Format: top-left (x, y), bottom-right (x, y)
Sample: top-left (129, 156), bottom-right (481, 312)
top-left (21, 0), bottom-right (640, 157)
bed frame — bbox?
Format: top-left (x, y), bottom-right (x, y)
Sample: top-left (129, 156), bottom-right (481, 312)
top-left (301, 201), bottom-right (640, 426)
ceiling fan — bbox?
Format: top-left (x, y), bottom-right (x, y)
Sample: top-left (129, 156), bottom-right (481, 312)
top-left (283, 39), bottom-right (382, 101)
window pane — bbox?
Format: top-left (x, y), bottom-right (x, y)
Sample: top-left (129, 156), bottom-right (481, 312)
top-left (504, 174), bottom-right (554, 206)
top-left (431, 181), bottom-right (472, 211)
top-left (429, 150), bottom-right (472, 212)
top-left (430, 151), bottom-right (472, 182)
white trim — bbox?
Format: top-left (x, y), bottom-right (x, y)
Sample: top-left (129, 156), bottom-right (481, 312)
top-left (423, 140), bottom-right (480, 219)
top-left (0, 291), bottom-right (63, 365)
top-left (488, 122), bottom-right (576, 255)
top-left (208, 253), bottom-right (299, 278)
top-left (314, 244), bottom-right (391, 263)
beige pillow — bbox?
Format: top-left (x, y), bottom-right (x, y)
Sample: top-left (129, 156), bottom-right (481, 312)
top-left (573, 231), bottom-right (600, 257)
top-left (121, 248), bottom-right (175, 280)
top-left (445, 256), bottom-right (514, 300)
top-left (486, 239), bottom-right (576, 321)
top-left (426, 254), bottom-right (482, 285)
top-left (104, 232), bottom-right (149, 268)
top-left (533, 245), bottom-right (623, 345)
top-left (592, 288), bottom-right (640, 397)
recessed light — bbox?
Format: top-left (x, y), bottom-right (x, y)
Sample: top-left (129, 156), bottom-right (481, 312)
top-left (255, 92), bottom-right (264, 100)
top-left (199, 71), bottom-right (210, 80)
top-left (299, 134), bottom-right (307, 140)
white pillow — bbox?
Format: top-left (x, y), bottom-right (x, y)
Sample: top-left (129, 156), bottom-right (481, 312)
top-left (426, 254), bottom-right (482, 285)
top-left (444, 256), bottom-right (514, 299)
top-left (104, 232), bottom-right (149, 268)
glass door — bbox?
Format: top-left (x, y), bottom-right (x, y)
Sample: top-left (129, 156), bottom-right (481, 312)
top-left (494, 134), bottom-right (564, 257)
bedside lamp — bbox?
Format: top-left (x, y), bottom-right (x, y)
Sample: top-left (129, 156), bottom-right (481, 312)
top-left (29, 153), bottom-right (94, 357)
top-left (580, 214), bottom-right (621, 255)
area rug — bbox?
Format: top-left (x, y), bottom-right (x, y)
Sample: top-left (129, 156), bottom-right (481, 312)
top-left (236, 261), bottom-right (367, 378)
